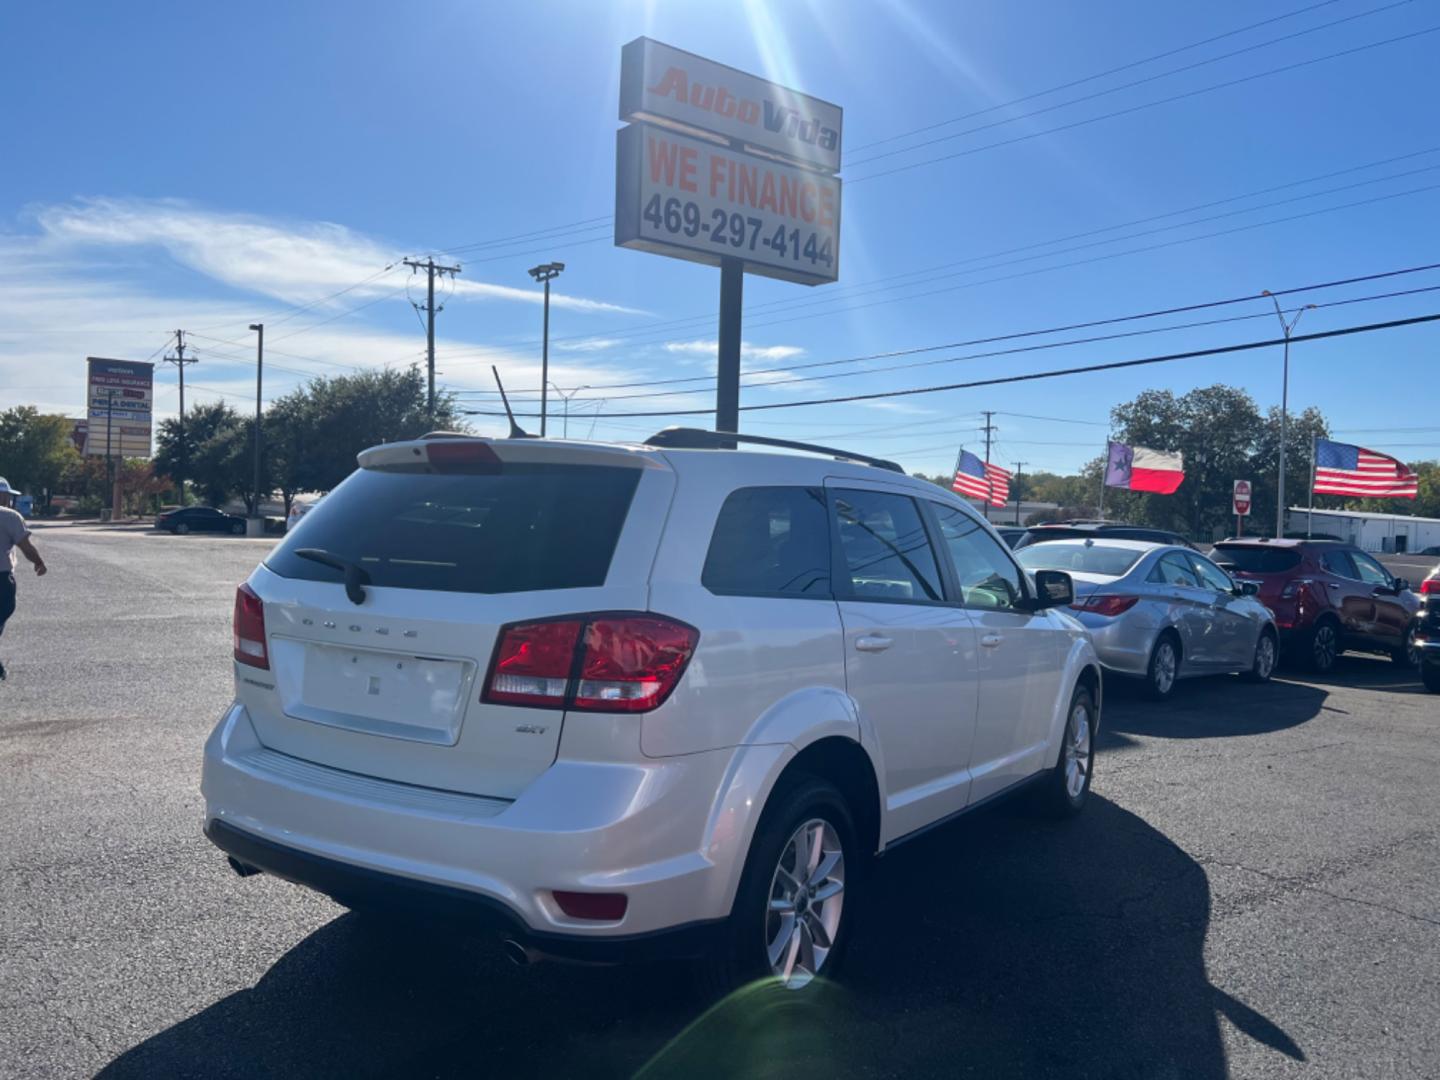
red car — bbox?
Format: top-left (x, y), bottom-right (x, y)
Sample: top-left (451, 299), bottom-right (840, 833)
top-left (1211, 539), bottom-right (1420, 673)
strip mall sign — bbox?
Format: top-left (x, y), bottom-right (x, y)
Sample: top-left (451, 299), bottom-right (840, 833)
top-left (619, 37), bottom-right (842, 174)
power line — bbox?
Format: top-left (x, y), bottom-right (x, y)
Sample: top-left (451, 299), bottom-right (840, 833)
top-left (848, 25), bottom-right (1440, 184)
top-left (462, 313), bottom-right (1440, 420)
top-left (847, 1), bottom-right (1415, 168)
top-left (452, 263), bottom-right (1440, 397)
top-left (425, 216), bottom-right (613, 257)
top-left (848, 0), bottom-right (1347, 154)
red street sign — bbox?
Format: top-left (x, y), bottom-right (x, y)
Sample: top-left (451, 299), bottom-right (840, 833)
top-left (1233, 479), bottom-right (1253, 517)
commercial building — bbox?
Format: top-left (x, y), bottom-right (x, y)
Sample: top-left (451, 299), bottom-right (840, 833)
top-left (1285, 507), bottom-right (1440, 553)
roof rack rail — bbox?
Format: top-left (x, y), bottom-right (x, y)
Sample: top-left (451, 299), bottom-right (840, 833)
top-left (644, 426), bottom-right (904, 473)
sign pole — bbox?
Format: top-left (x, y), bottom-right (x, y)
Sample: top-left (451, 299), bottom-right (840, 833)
top-left (1307, 435), bottom-right (1317, 539)
top-left (716, 257), bottom-right (743, 439)
top-left (1097, 439), bottom-right (1109, 521)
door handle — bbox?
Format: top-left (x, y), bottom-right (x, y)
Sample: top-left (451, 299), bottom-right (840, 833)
top-left (1326, 582), bottom-right (1341, 590)
top-left (980, 633), bottom-right (1004, 648)
top-left (854, 634), bottom-right (893, 653)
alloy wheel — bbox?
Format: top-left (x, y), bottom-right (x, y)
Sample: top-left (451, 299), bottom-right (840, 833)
top-left (1063, 701), bottom-right (1092, 800)
top-left (1153, 641), bottom-right (1177, 695)
top-left (1313, 624), bottom-right (1338, 670)
top-left (765, 818), bottom-right (845, 990)
top-left (1256, 634), bottom-right (1277, 680)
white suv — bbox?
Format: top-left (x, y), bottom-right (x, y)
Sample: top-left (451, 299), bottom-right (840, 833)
top-left (203, 428), bottom-right (1101, 990)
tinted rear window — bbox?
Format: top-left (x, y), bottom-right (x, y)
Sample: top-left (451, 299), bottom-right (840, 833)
top-left (702, 486), bottom-right (831, 597)
top-left (1016, 544), bottom-right (1143, 576)
top-left (1212, 546), bottom-right (1301, 573)
top-left (265, 463), bottom-right (640, 594)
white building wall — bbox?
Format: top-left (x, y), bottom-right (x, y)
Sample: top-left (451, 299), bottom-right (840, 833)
top-left (1286, 509), bottom-right (1440, 553)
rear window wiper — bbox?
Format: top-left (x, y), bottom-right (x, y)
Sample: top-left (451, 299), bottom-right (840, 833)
top-left (295, 548), bottom-right (372, 606)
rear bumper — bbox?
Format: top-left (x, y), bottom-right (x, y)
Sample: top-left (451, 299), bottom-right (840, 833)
top-left (202, 703), bottom-right (780, 949)
top-left (204, 817), bottom-right (725, 963)
top-left (1072, 614), bottom-right (1153, 677)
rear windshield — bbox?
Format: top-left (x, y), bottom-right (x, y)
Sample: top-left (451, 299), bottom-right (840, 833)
top-left (1015, 544), bottom-right (1143, 576)
top-left (1212, 546), bottom-right (1301, 573)
top-left (265, 463), bottom-right (640, 594)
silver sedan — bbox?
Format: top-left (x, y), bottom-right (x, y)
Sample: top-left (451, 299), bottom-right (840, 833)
top-left (1016, 539), bottom-right (1279, 700)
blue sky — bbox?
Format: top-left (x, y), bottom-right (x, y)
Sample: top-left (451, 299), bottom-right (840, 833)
top-left (3, 0), bottom-right (1438, 477)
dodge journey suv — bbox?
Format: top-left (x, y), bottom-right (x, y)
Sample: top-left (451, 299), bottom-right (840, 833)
top-left (203, 428), bottom-right (1102, 991)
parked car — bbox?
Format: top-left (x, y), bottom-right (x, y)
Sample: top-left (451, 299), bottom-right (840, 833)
top-left (1419, 546), bottom-right (1440, 557)
top-left (285, 495), bottom-right (324, 533)
top-left (1015, 520), bottom-right (1198, 551)
top-left (202, 428), bottom-right (1102, 992)
top-left (1211, 539), bottom-right (1420, 672)
top-left (1015, 538), bottom-right (1278, 700)
top-left (1410, 565), bottom-right (1440, 693)
top-left (156, 506), bottom-right (247, 536)
top-left (993, 525), bottom-right (1025, 548)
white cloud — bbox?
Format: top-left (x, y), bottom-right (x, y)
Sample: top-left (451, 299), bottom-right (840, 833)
top-left (29, 197), bottom-right (643, 316)
top-left (663, 339), bottom-right (806, 361)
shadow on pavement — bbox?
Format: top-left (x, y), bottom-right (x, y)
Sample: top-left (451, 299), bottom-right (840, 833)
top-left (1301, 652), bottom-right (1429, 696)
top-left (1102, 670), bottom-right (1329, 742)
top-left (100, 798), bottom-right (1301, 1079)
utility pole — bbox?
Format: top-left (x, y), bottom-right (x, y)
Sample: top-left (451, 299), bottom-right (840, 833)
top-left (980, 411), bottom-right (997, 521)
top-left (249, 323), bottom-right (264, 530)
top-left (1262, 291), bottom-right (1316, 540)
top-left (548, 381), bottom-right (589, 439)
top-left (527, 262), bottom-right (565, 436)
top-left (1012, 461), bottom-right (1028, 526)
top-left (162, 330), bottom-right (196, 504)
top-left (404, 258), bottom-right (462, 420)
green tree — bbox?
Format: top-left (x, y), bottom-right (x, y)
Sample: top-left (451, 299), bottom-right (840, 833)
top-left (0, 406), bottom-right (81, 507)
top-left (155, 402), bottom-right (245, 507)
top-left (1250, 405), bottom-right (1329, 530)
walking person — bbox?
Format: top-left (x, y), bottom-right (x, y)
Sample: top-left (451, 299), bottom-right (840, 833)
top-left (0, 478), bottom-right (47, 681)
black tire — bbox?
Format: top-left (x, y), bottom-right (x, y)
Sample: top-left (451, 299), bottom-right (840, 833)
top-left (231, 521), bottom-right (246, 536)
top-left (1423, 662), bottom-right (1440, 693)
top-left (1242, 628), bottom-right (1279, 683)
top-left (174, 522), bottom-right (189, 535)
top-left (1306, 618), bottom-right (1342, 674)
top-left (1392, 631), bottom-right (1420, 669)
top-left (694, 776), bottom-right (859, 999)
top-left (1037, 683), bottom-right (1096, 818)
top-left (1143, 632), bottom-right (1181, 701)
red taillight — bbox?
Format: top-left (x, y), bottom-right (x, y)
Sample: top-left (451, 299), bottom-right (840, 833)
top-left (482, 614), bottom-right (698, 713)
top-left (1421, 577), bottom-right (1440, 595)
top-left (552, 890), bottom-right (628, 921)
top-left (484, 620), bottom-right (583, 707)
top-left (233, 583), bottom-right (269, 669)
top-left (1071, 594), bottom-right (1140, 618)
top-left (1281, 578), bottom-right (1314, 600)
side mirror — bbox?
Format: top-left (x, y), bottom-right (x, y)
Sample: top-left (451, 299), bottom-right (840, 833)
top-left (1235, 581), bottom-right (1260, 597)
top-left (1393, 578), bottom-right (1411, 593)
top-left (1033, 569), bottom-right (1074, 610)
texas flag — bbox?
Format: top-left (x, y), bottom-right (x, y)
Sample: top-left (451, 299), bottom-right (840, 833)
top-left (1105, 440), bottom-right (1185, 495)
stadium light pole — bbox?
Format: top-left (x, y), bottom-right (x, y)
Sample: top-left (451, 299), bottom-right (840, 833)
top-left (1262, 292), bottom-right (1316, 540)
top-left (527, 262), bottom-right (565, 436)
top-left (249, 323), bottom-right (264, 530)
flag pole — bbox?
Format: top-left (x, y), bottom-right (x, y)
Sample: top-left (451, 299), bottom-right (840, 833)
top-left (1307, 436), bottom-right (1316, 539)
top-left (1097, 439), bottom-right (1109, 521)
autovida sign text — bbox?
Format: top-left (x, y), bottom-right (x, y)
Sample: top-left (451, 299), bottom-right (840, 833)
top-left (616, 37), bottom-right (841, 287)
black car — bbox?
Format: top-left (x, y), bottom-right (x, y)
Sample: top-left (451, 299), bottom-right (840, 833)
top-left (1412, 565), bottom-right (1440, 693)
top-left (1014, 520), bottom-right (1199, 551)
top-left (993, 526), bottom-right (1025, 548)
top-left (1419, 546), bottom-right (1440, 557)
top-left (156, 506), bottom-right (248, 536)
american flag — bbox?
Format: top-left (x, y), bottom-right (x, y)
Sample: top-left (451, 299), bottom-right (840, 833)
top-left (952, 450), bottom-right (1011, 507)
top-left (1313, 439), bottom-right (1418, 499)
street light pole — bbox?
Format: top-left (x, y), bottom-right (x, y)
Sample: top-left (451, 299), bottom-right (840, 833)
top-left (249, 323), bottom-right (264, 526)
top-left (547, 382), bottom-right (590, 438)
top-left (527, 262), bottom-right (565, 436)
top-left (1262, 292), bottom-right (1316, 540)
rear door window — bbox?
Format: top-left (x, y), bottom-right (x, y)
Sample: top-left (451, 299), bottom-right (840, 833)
top-left (265, 463), bottom-right (640, 595)
top-left (702, 486), bottom-right (831, 597)
top-left (832, 489), bottom-right (945, 603)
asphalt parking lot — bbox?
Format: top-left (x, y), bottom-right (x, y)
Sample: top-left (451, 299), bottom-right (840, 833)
top-left (2, 526), bottom-right (1437, 1079)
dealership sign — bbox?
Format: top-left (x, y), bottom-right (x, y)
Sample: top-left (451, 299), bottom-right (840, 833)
top-left (619, 38), bottom-right (842, 173)
top-left (86, 357), bottom-right (154, 458)
top-left (616, 123), bottom-right (840, 285)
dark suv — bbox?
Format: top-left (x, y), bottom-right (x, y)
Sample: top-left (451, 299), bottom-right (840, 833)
top-left (1211, 539), bottom-right (1420, 673)
top-left (1015, 521), bottom-right (1198, 551)
top-left (1411, 565), bottom-right (1440, 692)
